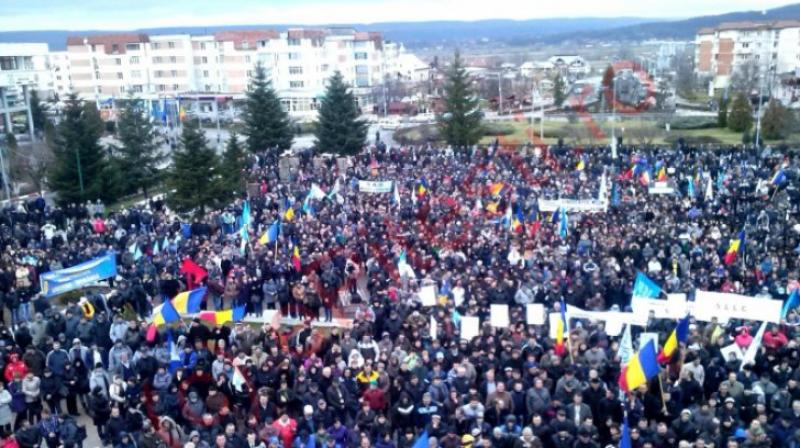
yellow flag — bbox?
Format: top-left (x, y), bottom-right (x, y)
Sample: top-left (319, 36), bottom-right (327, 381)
top-left (284, 207), bottom-right (295, 221)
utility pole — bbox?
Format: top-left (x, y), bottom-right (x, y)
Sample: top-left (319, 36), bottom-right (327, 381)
top-left (755, 28), bottom-right (770, 150)
top-left (498, 73), bottom-right (503, 116)
top-left (0, 142), bottom-right (10, 201)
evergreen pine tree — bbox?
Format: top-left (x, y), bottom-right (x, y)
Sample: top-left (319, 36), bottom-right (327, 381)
top-left (553, 74), bottom-right (566, 108)
top-left (717, 97), bottom-right (729, 128)
top-left (314, 71), bottom-right (368, 155)
top-left (727, 93), bottom-right (753, 133)
top-left (167, 120), bottom-right (223, 215)
top-left (242, 63), bottom-right (293, 155)
top-left (28, 89), bottom-right (48, 136)
top-left (221, 132), bottom-right (246, 195)
top-left (115, 96), bottom-right (164, 197)
top-left (437, 51), bottom-right (483, 149)
top-left (49, 94), bottom-right (109, 204)
top-left (761, 100), bottom-right (795, 140)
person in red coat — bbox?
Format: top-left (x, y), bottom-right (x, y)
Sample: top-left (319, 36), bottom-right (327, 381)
top-left (362, 381), bottom-right (387, 412)
top-left (3, 354), bottom-right (26, 383)
top-left (272, 413), bottom-right (297, 448)
top-left (763, 325), bottom-right (788, 352)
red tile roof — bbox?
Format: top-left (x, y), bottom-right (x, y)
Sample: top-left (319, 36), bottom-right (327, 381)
top-left (213, 30), bottom-right (280, 50)
top-left (65, 33), bottom-right (149, 54)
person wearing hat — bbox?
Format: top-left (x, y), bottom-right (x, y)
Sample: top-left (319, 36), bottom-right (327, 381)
top-left (671, 409), bottom-right (699, 443)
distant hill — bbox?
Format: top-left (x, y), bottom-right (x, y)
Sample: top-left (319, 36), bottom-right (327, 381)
top-left (544, 2), bottom-right (800, 43)
top-left (0, 17), bottom-right (650, 50)
top-left (3, 3), bottom-right (800, 50)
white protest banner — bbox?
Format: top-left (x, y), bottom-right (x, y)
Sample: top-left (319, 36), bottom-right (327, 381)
top-left (490, 304), bottom-right (510, 328)
top-left (632, 294), bottom-right (695, 321)
top-left (358, 180), bottom-right (393, 193)
top-left (526, 304), bottom-right (545, 325)
top-left (538, 198), bottom-right (608, 213)
top-left (639, 332), bottom-right (660, 351)
top-left (721, 343), bottom-right (745, 363)
top-left (460, 316), bottom-right (480, 340)
top-left (548, 306), bottom-right (645, 338)
top-left (648, 182), bottom-right (675, 195)
top-left (418, 285), bottom-right (437, 307)
top-left (693, 290), bottom-right (783, 324)
top-left (430, 315), bottom-right (438, 340)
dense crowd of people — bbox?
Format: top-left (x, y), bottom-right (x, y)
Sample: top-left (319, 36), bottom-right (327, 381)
top-left (0, 141), bottom-right (797, 448)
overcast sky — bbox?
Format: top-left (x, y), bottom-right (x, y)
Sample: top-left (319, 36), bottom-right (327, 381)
top-left (0, 0), bottom-right (794, 30)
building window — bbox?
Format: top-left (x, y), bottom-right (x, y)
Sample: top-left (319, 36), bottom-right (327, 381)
top-left (169, 56), bottom-right (177, 63)
top-left (202, 56), bottom-right (208, 64)
top-left (151, 42), bottom-right (160, 50)
top-left (245, 56), bottom-right (251, 63)
top-left (173, 84), bottom-right (179, 90)
top-left (154, 70), bottom-right (163, 77)
top-left (112, 44), bottom-right (119, 53)
top-left (168, 41), bottom-right (176, 49)
top-left (355, 52), bottom-right (368, 60)
top-left (247, 70), bottom-right (253, 77)
top-left (242, 41), bottom-right (250, 49)
top-left (120, 86), bottom-right (126, 93)
top-left (126, 43), bottom-right (140, 51)
top-left (203, 70), bottom-right (209, 77)
top-left (355, 65), bottom-right (369, 74)
top-left (117, 72), bottom-right (123, 79)
top-left (288, 52), bottom-right (301, 60)
top-left (132, 85), bottom-right (143, 92)
top-left (91, 44), bottom-right (97, 52)
top-left (158, 84), bottom-right (166, 91)
top-left (131, 70), bottom-right (141, 78)
top-left (130, 56), bottom-right (139, 64)
top-left (200, 43), bottom-right (206, 50)
top-left (288, 38), bottom-right (301, 46)
top-left (205, 84), bottom-right (212, 91)
top-left (153, 57), bottom-right (163, 63)
top-left (289, 66), bottom-right (303, 75)
top-left (260, 41), bottom-right (267, 48)
top-left (115, 58), bottom-right (122, 65)
top-left (290, 81), bottom-right (304, 88)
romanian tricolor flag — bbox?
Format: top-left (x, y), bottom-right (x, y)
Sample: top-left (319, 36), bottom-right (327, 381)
top-left (576, 158), bottom-right (585, 171)
top-left (618, 339), bottom-right (659, 392)
top-left (151, 299), bottom-right (180, 327)
top-left (656, 166), bottom-right (667, 182)
top-left (510, 210), bottom-right (524, 233)
top-left (291, 245), bottom-right (302, 272)
top-left (199, 306), bottom-right (246, 326)
top-left (639, 169), bottom-right (651, 186)
top-left (486, 202), bottom-right (499, 214)
top-left (489, 182), bottom-right (507, 197)
top-left (554, 299), bottom-right (567, 356)
top-left (656, 316), bottom-right (690, 364)
top-left (172, 287), bottom-right (206, 314)
top-left (417, 178), bottom-right (429, 196)
top-left (723, 230), bottom-right (745, 265)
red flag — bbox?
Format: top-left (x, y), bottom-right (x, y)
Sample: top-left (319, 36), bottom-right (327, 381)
top-left (180, 258), bottom-right (208, 290)
top-left (145, 323), bottom-right (158, 342)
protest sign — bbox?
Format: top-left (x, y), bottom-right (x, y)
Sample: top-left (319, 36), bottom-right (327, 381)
top-left (526, 304), bottom-right (545, 325)
top-left (358, 180), bottom-right (393, 193)
top-left (419, 285), bottom-right (437, 307)
top-left (430, 315), bottom-right (437, 340)
top-left (538, 198), bottom-right (608, 213)
top-left (693, 290), bottom-right (782, 323)
top-left (490, 304), bottom-right (510, 328)
top-left (721, 343), bottom-right (745, 363)
top-left (460, 316), bottom-right (480, 340)
top-left (40, 253), bottom-right (117, 298)
top-left (648, 182), bottom-right (675, 195)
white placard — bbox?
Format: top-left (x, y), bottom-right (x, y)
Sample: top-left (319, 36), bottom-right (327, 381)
top-left (693, 290), bottom-right (783, 324)
top-left (460, 316), bottom-right (480, 340)
top-left (430, 315), bottom-right (437, 340)
top-left (720, 343), bottom-right (745, 363)
top-left (648, 183), bottom-right (675, 195)
top-left (358, 180), bottom-right (393, 193)
top-left (526, 304), bottom-right (545, 325)
top-left (639, 332), bottom-right (660, 351)
top-left (490, 304), bottom-right (510, 328)
top-left (538, 198), bottom-right (608, 213)
top-left (549, 312), bottom-right (561, 339)
top-left (419, 285), bottom-right (437, 307)
top-left (632, 295), bottom-right (694, 321)
top-left (548, 306), bottom-right (647, 338)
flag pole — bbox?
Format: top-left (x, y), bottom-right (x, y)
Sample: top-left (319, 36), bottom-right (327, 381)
top-left (657, 370), bottom-right (668, 414)
top-left (274, 240), bottom-right (278, 261)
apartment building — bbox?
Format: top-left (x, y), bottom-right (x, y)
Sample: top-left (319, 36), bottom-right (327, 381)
top-left (64, 28), bottom-right (400, 118)
top-left (696, 21), bottom-right (800, 89)
top-left (0, 43), bottom-right (52, 137)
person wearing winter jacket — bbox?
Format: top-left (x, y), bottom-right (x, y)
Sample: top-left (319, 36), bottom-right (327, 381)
top-left (88, 387), bottom-right (111, 444)
top-left (3, 355), bottom-right (26, 383)
top-left (0, 382), bottom-right (13, 434)
top-left (20, 373), bottom-right (40, 425)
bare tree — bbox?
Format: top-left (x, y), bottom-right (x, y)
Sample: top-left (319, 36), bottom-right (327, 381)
top-left (9, 141), bottom-right (53, 195)
top-left (628, 123), bottom-right (661, 146)
top-left (730, 60), bottom-right (760, 96)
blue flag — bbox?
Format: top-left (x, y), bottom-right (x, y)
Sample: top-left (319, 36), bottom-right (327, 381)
top-left (620, 413), bottom-right (631, 448)
top-left (412, 432), bottom-right (428, 448)
top-left (558, 207), bottom-right (568, 239)
top-left (266, 221), bottom-right (280, 243)
top-left (687, 178), bottom-right (695, 198)
top-left (611, 182), bottom-right (620, 206)
top-left (167, 330), bottom-right (181, 373)
top-left (632, 272), bottom-right (662, 298)
top-left (781, 289), bottom-right (800, 319)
